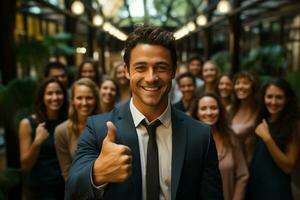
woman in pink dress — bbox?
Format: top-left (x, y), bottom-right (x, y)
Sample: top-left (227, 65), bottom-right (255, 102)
top-left (192, 92), bottom-right (249, 200)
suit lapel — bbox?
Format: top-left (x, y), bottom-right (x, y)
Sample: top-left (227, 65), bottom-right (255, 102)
top-left (115, 103), bottom-right (142, 199)
top-left (171, 108), bottom-right (187, 200)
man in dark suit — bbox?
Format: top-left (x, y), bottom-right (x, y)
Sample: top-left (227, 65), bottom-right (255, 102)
top-left (66, 25), bottom-right (223, 200)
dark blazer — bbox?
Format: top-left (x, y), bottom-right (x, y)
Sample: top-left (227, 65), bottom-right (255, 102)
top-left (66, 102), bottom-right (223, 200)
top-left (173, 99), bottom-right (186, 112)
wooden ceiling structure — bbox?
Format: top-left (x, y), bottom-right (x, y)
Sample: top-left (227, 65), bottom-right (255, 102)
top-left (1, 0), bottom-right (300, 83)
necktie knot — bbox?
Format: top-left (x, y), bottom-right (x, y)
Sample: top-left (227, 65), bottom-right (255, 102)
top-left (142, 119), bottom-right (161, 137)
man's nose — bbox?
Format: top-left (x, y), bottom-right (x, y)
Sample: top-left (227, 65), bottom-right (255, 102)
top-left (145, 69), bottom-right (157, 82)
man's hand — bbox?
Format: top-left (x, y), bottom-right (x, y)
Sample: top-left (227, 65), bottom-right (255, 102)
top-left (92, 121), bottom-right (132, 185)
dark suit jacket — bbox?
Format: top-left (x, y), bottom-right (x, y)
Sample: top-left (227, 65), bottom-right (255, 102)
top-left (66, 102), bottom-right (223, 200)
top-left (173, 99), bottom-right (186, 112)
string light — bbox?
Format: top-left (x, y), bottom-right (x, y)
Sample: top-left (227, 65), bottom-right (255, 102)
top-left (93, 14), bottom-right (103, 26)
top-left (216, 0), bottom-right (231, 14)
top-left (196, 14), bottom-right (207, 26)
top-left (71, 0), bottom-right (84, 15)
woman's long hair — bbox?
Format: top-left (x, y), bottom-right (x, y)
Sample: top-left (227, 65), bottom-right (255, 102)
top-left (68, 78), bottom-right (100, 137)
top-left (258, 78), bottom-right (299, 150)
top-left (33, 77), bottom-right (68, 123)
top-left (229, 71), bottom-right (260, 120)
top-left (76, 59), bottom-right (101, 84)
top-left (191, 92), bottom-right (234, 148)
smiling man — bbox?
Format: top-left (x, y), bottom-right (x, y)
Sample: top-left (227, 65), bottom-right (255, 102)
top-left (66, 25), bottom-right (223, 200)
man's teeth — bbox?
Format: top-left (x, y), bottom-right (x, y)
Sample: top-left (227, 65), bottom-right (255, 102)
top-left (144, 87), bottom-right (159, 91)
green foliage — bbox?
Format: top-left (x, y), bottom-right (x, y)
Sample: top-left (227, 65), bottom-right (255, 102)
top-left (210, 45), bottom-right (290, 77)
top-left (0, 78), bottom-right (37, 138)
top-left (240, 45), bottom-right (289, 76)
top-left (286, 70), bottom-right (300, 101)
top-left (15, 39), bottom-right (48, 70)
top-left (210, 51), bottom-right (231, 73)
top-left (42, 32), bottom-right (75, 56)
top-left (16, 33), bottom-right (75, 78)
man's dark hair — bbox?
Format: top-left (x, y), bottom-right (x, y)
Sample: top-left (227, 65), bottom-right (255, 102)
top-left (187, 55), bottom-right (203, 66)
top-left (176, 72), bottom-right (196, 86)
top-left (44, 61), bottom-right (67, 77)
top-left (123, 25), bottom-right (177, 72)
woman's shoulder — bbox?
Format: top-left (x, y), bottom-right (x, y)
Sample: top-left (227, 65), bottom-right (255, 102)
top-left (55, 120), bottom-right (69, 135)
top-left (20, 114), bottom-right (36, 127)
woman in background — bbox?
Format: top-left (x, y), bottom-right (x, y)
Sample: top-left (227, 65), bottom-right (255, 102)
top-left (230, 71), bottom-right (260, 164)
top-left (216, 74), bottom-right (233, 111)
top-left (112, 61), bottom-right (131, 105)
top-left (19, 77), bottom-right (68, 199)
top-left (192, 93), bottom-right (249, 200)
top-left (98, 78), bottom-right (119, 114)
top-left (247, 78), bottom-right (300, 199)
top-left (196, 60), bottom-right (220, 97)
top-left (55, 78), bottom-right (100, 181)
top-left (76, 59), bottom-right (101, 85)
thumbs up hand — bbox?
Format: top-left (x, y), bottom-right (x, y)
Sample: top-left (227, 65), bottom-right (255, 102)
top-left (92, 121), bottom-right (132, 185)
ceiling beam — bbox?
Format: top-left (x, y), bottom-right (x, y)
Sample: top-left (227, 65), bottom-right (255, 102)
top-left (26, 0), bottom-right (94, 27)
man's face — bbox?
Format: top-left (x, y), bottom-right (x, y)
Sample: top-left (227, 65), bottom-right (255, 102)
top-left (125, 44), bottom-right (174, 114)
top-left (188, 59), bottom-right (202, 77)
top-left (178, 77), bottom-right (196, 102)
top-left (48, 68), bottom-right (68, 87)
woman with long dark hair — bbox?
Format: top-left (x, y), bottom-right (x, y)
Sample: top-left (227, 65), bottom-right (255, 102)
top-left (247, 78), bottom-right (300, 199)
top-left (192, 93), bottom-right (249, 200)
top-left (76, 59), bottom-right (101, 85)
top-left (19, 77), bottom-right (68, 199)
top-left (216, 73), bottom-right (234, 111)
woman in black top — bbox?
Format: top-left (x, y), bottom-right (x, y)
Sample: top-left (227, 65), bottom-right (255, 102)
top-left (19, 77), bottom-right (68, 199)
top-left (247, 78), bottom-right (300, 199)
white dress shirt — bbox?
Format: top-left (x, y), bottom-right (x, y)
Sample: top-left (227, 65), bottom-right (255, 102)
top-left (130, 99), bottom-right (172, 200)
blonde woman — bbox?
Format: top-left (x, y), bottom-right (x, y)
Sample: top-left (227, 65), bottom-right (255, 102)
top-left (54, 78), bottom-right (100, 181)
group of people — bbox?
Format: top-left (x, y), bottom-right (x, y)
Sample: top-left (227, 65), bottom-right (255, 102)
top-left (17, 25), bottom-right (299, 200)
top-left (18, 58), bottom-right (131, 198)
top-left (172, 54), bottom-right (300, 199)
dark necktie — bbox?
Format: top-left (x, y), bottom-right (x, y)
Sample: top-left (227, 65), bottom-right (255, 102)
top-left (142, 119), bottom-right (161, 200)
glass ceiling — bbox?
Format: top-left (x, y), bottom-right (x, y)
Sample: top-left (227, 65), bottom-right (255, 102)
top-left (20, 0), bottom-right (293, 34)
top-left (94, 0), bottom-right (207, 29)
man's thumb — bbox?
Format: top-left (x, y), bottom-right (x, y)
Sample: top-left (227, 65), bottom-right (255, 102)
top-left (106, 121), bottom-right (117, 142)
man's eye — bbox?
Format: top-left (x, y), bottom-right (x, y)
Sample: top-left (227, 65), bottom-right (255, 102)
top-left (157, 66), bottom-right (169, 72)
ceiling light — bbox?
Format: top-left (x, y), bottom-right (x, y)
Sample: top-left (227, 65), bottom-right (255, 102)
top-left (196, 15), bottom-right (207, 26)
top-left (71, 0), bottom-right (85, 15)
top-left (93, 14), bottom-right (103, 26)
top-left (187, 22), bottom-right (196, 32)
top-left (216, 0), bottom-right (231, 14)
top-left (29, 6), bottom-right (41, 14)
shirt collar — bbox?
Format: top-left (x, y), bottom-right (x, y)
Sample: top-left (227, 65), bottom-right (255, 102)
top-left (129, 98), bottom-right (171, 128)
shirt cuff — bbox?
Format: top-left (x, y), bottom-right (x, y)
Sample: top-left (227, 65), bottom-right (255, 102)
top-left (90, 162), bottom-right (107, 193)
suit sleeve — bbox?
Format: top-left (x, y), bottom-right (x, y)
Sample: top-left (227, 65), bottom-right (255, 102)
top-left (200, 130), bottom-right (224, 200)
top-left (65, 116), bottom-right (106, 200)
